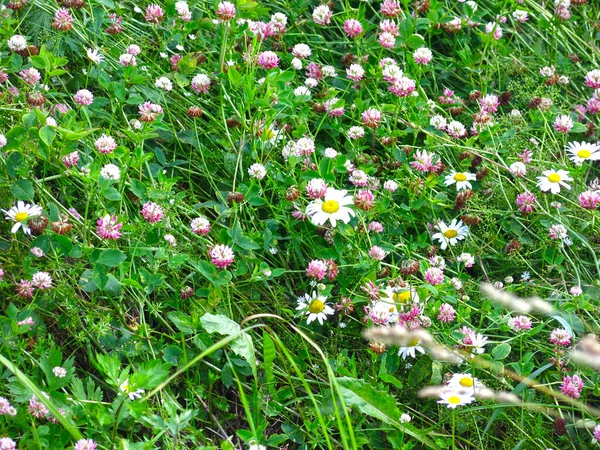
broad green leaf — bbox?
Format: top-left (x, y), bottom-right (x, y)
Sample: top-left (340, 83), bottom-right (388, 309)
top-left (11, 179), bottom-right (34, 200)
top-left (200, 313), bottom-right (256, 376)
top-left (337, 377), bottom-right (401, 424)
top-left (263, 332), bottom-right (276, 393)
top-left (39, 126), bottom-right (56, 146)
top-left (492, 343), bottom-right (511, 360)
top-left (98, 249), bottom-right (127, 267)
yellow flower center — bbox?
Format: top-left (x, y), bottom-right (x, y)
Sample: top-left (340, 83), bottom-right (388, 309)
top-left (322, 200), bottom-right (340, 214)
top-left (308, 299), bottom-right (325, 314)
top-left (547, 173), bottom-right (561, 183)
top-left (444, 229), bottom-right (458, 238)
top-left (448, 396), bottom-right (462, 404)
top-left (453, 173), bottom-right (467, 181)
top-left (407, 337), bottom-right (420, 347)
top-left (459, 377), bottom-right (474, 387)
top-left (577, 149), bottom-right (591, 158)
top-left (264, 129), bottom-right (275, 140)
top-left (15, 212), bottom-right (29, 222)
top-left (393, 291), bottom-right (412, 303)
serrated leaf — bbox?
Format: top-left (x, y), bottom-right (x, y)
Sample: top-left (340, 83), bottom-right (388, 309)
top-left (337, 377), bottom-right (401, 424)
top-left (200, 313), bottom-right (256, 376)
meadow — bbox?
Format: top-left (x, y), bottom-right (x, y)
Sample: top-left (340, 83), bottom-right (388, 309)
top-left (1, 0), bottom-right (600, 449)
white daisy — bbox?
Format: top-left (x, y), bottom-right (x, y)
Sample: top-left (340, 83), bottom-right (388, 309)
top-left (3, 201), bottom-right (43, 234)
top-left (381, 284), bottom-right (420, 307)
top-left (536, 169), bottom-right (572, 194)
top-left (296, 291), bottom-right (335, 325)
top-left (468, 333), bottom-right (488, 354)
top-left (305, 188), bottom-right (355, 227)
top-left (86, 48), bottom-right (105, 65)
top-left (565, 141), bottom-right (600, 166)
top-left (432, 219), bottom-right (469, 250)
top-left (398, 336), bottom-right (426, 360)
top-left (437, 389), bottom-right (475, 409)
top-left (444, 171), bottom-right (476, 191)
top-left (447, 373), bottom-right (484, 391)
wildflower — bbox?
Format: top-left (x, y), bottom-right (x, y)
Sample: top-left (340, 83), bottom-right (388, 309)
top-left (188, 217), bottom-right (210, 235)
top-left (398, 335), bottom-right (426, 359)
top-left (369, 246), bottom-right (387, 261)
top-left (430, 115), bottom-right (447, 130)
top-left (119, 378), bottom-right (145, 400)
top-left (509, 161), bottom-right (527, 177)
top-left (257, 51), bottom-right (279, 69)
top-left (138, 102), bottom-right (163, 122)
top-left (378, 32), bottom-right (396, 49)
top-left (32, 271), bottom-right (52, 290)
top-left (305, 188), bottom-right (355, 227)
top-left (437, 303), bottom-right (456, 323)
top-left (96, 215), bottom-right (122, 240)
top-left (432, 219), bottom-right (469, 250)
top-left (191, 73), bottom-right (210, 93)
top-left (354, 189), bottom-right (375, 210)
top-left (94, 134), bottom-right (117, 154)
top-left (74, 440), bottom-right (98, 450)
top-left (346, 64), bottom-right (365, 82)
top-left (323, 147), bottom-right (337, 158)
top-left (175, 1), bottom-right (191, 20)
top-left (389, 76), bottom-right (416, 97)
top-left (141, 202), bottom-right (163, 223)
top-left (561, 375), bottom-right (584, 399)
top-left (447, 373), bottom-right (484, 391)
top-left (553, 114), bottom-right (574, 133)
top-left (19, 67), bottom-right (41, 85)
top-left (485, 22), bottom-right (502, 40)
top-left (74, 89), bottom-right (94, 106)
top-left (550, 328), bottom-right (571, 347)
top-left (400, 413), bottom-right (411, 423)
top-left (248, 163), bottom-right (266, 179)
top-left (513, 9), bottom-right (529, 22)
top-left (347, 126), bottom-right (365, 139)
top-left (446, 120), bottom-right (467, 138)
top-left (210, 244), bottom-right (235, 269)
top-left (585, 69), bottom-right (600, 89)
top-left (312, 4), bottom-right (332, 25)
top-left (145, 4), bottom-right (163, 23)
top-left (566, 141), bottom-right (600, 165)
top-left (413, 47), bottom-right (433, 65)
top-left (0, 438), bottom-right (17, 450)
top-left (479, 94), bottom-right (500, 113)
top-left (297, 291), bottom-right (334, 325)
top-left (119, 53), bottom-right (136, 66)
top-left (216, 1), bottom-right (236, 20)
top-left (457, 252), bottom-right (474, 268)
top-left (444, 171), bottom-right (476, 191)
top-left (100, 164), bottom-right (121, 181)
top-left (3, 201), bottom-right (43, 235)
top-left (155, 76), bottom-right (173, 91)
top-left (294, 137), bottom-right (315, 156)
top-left (164, 234), bottom-right (176, 247)
top-left (361, 108), bottom-right (382, 128)
top-left (324, 97), bottom-right (345, 117)
top-left (29, 394), bottom-right (49, 418)
top-left (537, 169), bottom-right (572, 194)
top-left (549, 224), bottom-right (568, 240)
top-left (8, 34), bottom-right (27, 52)
top-left (0, 134), bottom-right (6, 148)
top-left (579, 190), bottom-right (600, 209)
top-left (344, 19), bottom-right (363, 38)
top-left (424, 267), bottom-right (444, 285)
top-left (306, 178), bottom-right (328, 199)
top-left (306, 260), bottom-right (328, 280)
top-left (52, 8), bottom-right (74, 31)
top-left (515, 191), bottom-right (536, 214)
top-left (508, 315), bottom-right (532, 332)
top-left (368, 221), bottom-right (384, 233)
top-left (593, 425), bottom-right (600, 443)
top-left (570, 286), bottom-right (582, 296)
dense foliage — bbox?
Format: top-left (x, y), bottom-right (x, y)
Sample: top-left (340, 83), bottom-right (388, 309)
top-left (1, 0), bottom-right (600, 449)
